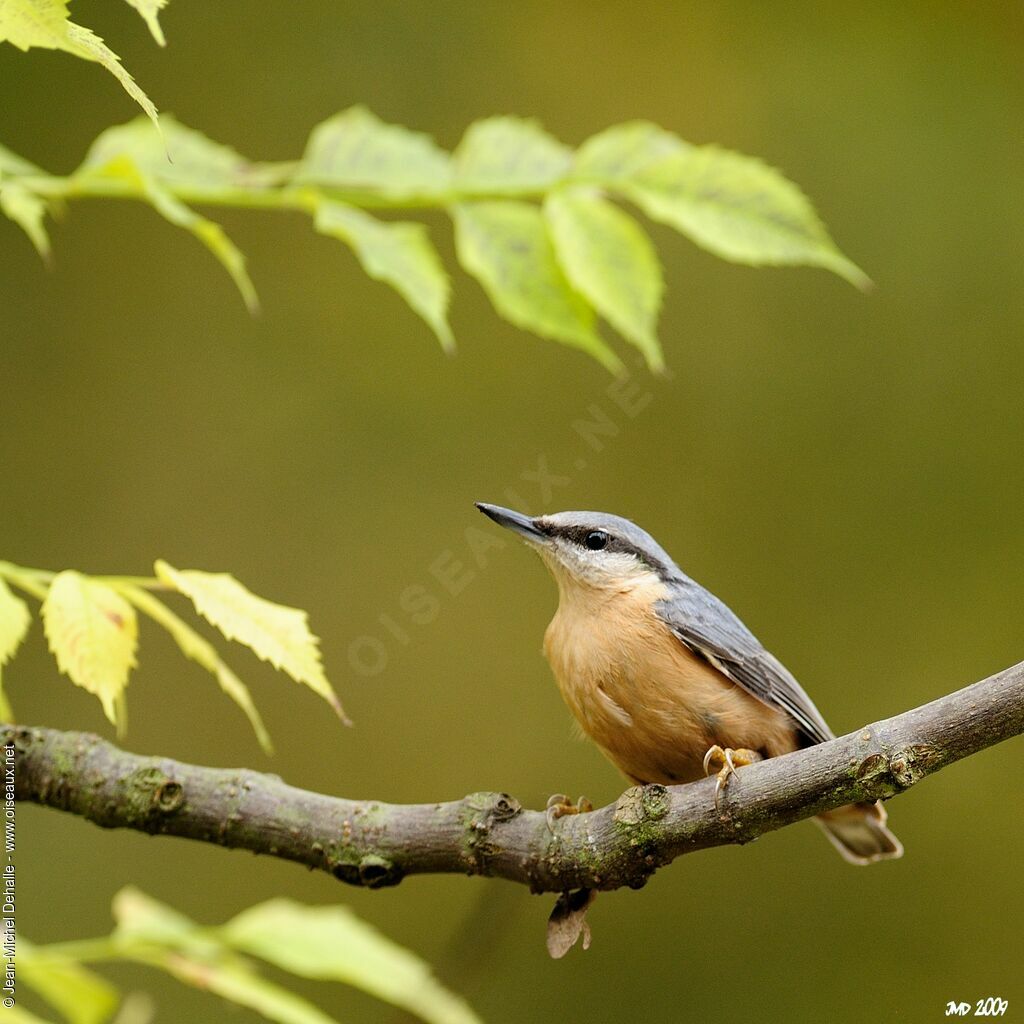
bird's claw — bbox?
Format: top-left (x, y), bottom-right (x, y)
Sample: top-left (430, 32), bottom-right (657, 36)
top-left (702, 745), bottom-right (761, 809)
top-left (545, 793), bottom-right (593, 834)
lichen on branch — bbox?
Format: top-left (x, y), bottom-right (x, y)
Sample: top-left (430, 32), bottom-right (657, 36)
top-left (6, 658), bottom-right (1024, 894)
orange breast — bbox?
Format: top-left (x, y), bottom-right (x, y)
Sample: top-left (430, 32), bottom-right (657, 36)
top-left (543, 575), bottom-right (798, 785)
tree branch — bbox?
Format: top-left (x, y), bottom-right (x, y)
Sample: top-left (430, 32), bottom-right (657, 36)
top-left (7, 660), bottom-right (1024, 894)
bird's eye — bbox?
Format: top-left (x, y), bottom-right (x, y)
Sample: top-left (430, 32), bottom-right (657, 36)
top-left (584, 530), bottom-right (610, 551)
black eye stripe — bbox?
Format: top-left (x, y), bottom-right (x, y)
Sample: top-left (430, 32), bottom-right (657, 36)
top-left (543, 523), bottom-right (660, 566)
top-left (535, 517), bottom-right (674, 576)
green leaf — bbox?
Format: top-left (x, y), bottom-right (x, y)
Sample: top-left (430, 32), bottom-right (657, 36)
top-left (0, 181), bottom-right (50, 260)
top-left (452, 201), bottom-right (621, 371)
top-left (453, 116), bottom-right (571, 193)
top-left (623, 145), bottom-right (870, 287)
top-left (112, 887), bottom-right (205, 947)
top-left (2, 1004), bottom-right (60, 1023)
top-left (19, 937), bottom-right (120, 1024)
top-left (118, 584), bottom-right (273, 754)
top-left (574, 120), bottom-right (690, 182)
top-left (81, 153), bottom-right (258, 312)
top-left (295, 106), bottom-right (451, 198)
top-left (112, 889), bottom-right (339, 1024)
top-left (221, 900), bottom-right (483, 1024)
top-left (0, 141), bottom-right (45, 176)
top-left (0, 0), bottom-right (159, 130)
top-left (42, 571), bottom-right (137, 727)
top-left (155, 953), bottom-right (339, 1024)
top-left (123, 0), bottom-right (168, 46)
top-left (546, 188), bottom-right (664, 371)
top-left (0, 0), bottom-right (71, 49)
top-left (0, 575), bottom-right (31, 718)
top-left (80, 116), bottom-right (252, 189)
top-left (316, 201), bottom-right (453, 351)
top-left (154, 561), bottom-right (348, 723)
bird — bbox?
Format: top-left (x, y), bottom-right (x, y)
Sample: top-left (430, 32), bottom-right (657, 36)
top-left (476, 502), bottom-right (902, 865)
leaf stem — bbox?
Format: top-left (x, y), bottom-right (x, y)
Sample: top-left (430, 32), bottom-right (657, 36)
top-left (0, 562), bottom-right (51, 600)
top-left (0, 562), bottom-right (166, 596)
top-left (14, 174), bottom-right (551, 213)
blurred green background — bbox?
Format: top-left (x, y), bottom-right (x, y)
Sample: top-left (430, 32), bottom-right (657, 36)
top-left (4, 2), bottom-right (1023, 1021)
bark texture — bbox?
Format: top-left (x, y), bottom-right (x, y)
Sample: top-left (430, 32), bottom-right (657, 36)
top-left (7, 658), bottom-right (1023, 894)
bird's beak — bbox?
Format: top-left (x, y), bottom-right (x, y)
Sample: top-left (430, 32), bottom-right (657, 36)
top-left (475, 502), bottom-right (548, 543)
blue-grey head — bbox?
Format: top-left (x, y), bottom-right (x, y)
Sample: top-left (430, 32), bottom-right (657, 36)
top-left (476, 503), bottom-right (681, 592)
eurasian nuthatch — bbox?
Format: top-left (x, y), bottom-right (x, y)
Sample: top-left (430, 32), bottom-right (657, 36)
top-left (477, 503), bottom-right (902, 865)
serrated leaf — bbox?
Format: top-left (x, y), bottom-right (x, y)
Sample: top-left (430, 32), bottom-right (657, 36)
top-left (42, 571), bottom-right (137, 728)
top-left (119, 584), bottom-right (273, 754)
top-left (0, 575), bottom-right (31, 670)
top-left (573, 120), bottom-right (690, 183)
top-left (80, 115), bottom-right (253, 189)
top-left (64, 23), bottom-right (159, 130)
top-left (0, 0), bottom-right (72, 49)
top-left (19, 937), bottom-right (120, 1024)
top-left (295, 106), bottom-right (451, 197)
top-left (316, 201), bottom-right (453, 351)
top-left (546, 188), bottom-right (664, 371)
top-left (453, 116), bottom-right (571, 193)
top-left (0, 0), bottom-right (159, 130)
top-left (82, 154), bottom-right (258, 312)
top-left (0, 575), bottom-right (31, 722)
top-left (154, 561), bottom-right (348, 723)
top-left (452, 201), bottom-right (621, 372)
top-left (623, 145), bottom-right (870, 287)
top-left (0, 181), bottom-right (50, 260)
top-left (222, 900), bottom-right (483, 1024)
top-left (124, 0), bottom-right (167, 46)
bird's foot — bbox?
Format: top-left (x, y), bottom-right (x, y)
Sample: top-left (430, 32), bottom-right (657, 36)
top-left (545, 793), bottom-right (593, 834)
top-left (702, 746), bottom-right (762, 809)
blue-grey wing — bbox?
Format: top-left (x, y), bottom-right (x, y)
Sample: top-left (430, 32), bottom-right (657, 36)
top-left (655, 580), bottom-right (834, 747)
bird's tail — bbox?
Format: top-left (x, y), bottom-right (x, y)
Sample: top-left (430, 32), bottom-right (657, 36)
top-left (814, 801), bottom-right (903, 865)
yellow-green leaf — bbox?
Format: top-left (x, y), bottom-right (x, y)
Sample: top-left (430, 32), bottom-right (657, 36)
top-left (452, 200), bottom-right (621, 372)
top-left (546, 188), bottom-right (664, 371)
top-left (124, 0), bottom-right (167, 46)
top-left (157, 952), bottom-right (340, 1024)
top-left (624, 145), bottom-right (870, 287)
top-left (295, 106), bottom-right (451, 198)
top-left (0, 575), bottom-right (31, 721)
top-left (0, 575), bottom-right (31, 671)
top-left (112, 889), bottom-right (339, 1024)
top-left (453, 116), bottom-right (571, 193)
top-left (316, 201), bottom-right (453, 351)
top-left (42, 571), bottom-right (138, 727)
top-left (81, 154), bottom-right (258, 312)
top-left (0, 140), bottom-right (44, 176)
top-left (154, 561), bottom-right (348, 723)
top-left (80, 116), bottom-right (252, 189)
top-left (0, 0), bottom-right (159, 130)
top-left (222, 900), bottom-right (483, 1024)
top-left (119, 584), bottom-right (273, 754)
top-left (19, 937), bottom-right (120, 1024)
top-left (574, 120), bottom-right (690, 183)
top-left (0, 180), bottom-right (50, 260)
top-left (113, 886), bottom-right (200, 944)
top-left (2, 1003), bottom-right (60, 1023)
top-left (0, 0), bottom-right (73, 49)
